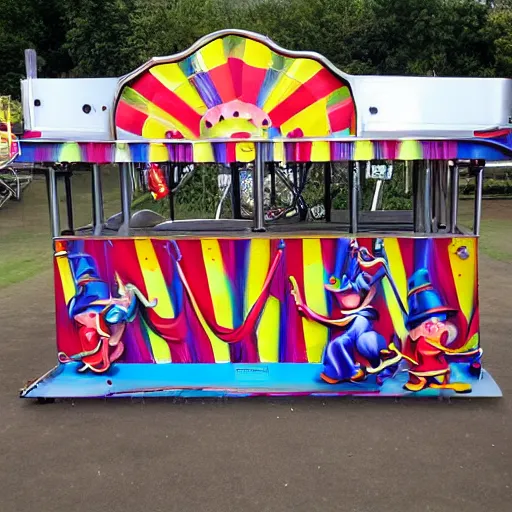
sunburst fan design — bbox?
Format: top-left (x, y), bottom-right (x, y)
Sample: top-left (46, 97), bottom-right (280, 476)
top-left (115, 33), bottom-right (356, 141)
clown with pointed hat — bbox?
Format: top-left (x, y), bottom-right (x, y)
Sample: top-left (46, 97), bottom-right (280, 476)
top-left (290, 238), bottom-right (402, 384)
top-left (367, 241), bottom-right (482, 393)
top-left (56, 240), bottom-right (157, 373)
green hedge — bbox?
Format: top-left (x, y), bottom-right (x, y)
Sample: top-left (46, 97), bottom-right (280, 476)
top-left (461, 178), bottom-right (512, 196)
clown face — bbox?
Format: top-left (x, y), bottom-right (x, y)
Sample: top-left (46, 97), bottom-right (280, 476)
top-left (200, 99), bottom-right (271, 139)
top-left (409, 315), bottom-right (458, 343)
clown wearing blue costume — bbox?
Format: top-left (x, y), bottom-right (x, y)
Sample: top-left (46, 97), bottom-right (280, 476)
top-left (56, 240), bottom-right (156, 373)
top-left (290, 238), bottom-right (405, 384)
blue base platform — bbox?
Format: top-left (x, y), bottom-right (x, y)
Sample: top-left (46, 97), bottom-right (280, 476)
top-left (20, 362), bottom-right (502, 399)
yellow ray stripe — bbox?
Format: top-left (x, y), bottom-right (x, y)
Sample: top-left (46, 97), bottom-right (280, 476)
top-left (257, 297), bottom-right (280, 362)
top-left (280, 99), bottom-right (330, 137)
top-left (135, 239), bottom-right (175, 318)
top-left (274, 141), bottom-right (285, 163)
top-left (245, 240), bottom-right (270, 315)
top-left (245, 240), bottom-right (279, 362)
top-left (56, 254), bottom-right (76, 306)
top-left (123, 86), bottom-right (198, 139)
top-left (193, 142), bottom-right (215, 162)
top-left (302, 239), bottom-right (328, 362)
top-left (198, 39), bottom-right (227, 70)
top-left (448, 237), bottom-right (477, 322)
top-left (236, 142), bottom-right (255, 162)
top-left (202, 240), bottom-right (233, 328)
top-left (398, 140), bottom-right (422, 160)
top-left (381, 238), bottom-right (408, 340)
top-left (149, 143), bottom-right (169, 162)
top-left (150, 64), bottom-right (207, 114)
top-left (177, 265), bottom-right (230, 362)
top-left (135, 239), bottom-right (176, 363)
top-left (142, 318), bottom-right (171, 363)
top-left (458, 333), bottom-right (479, 352)
top-left (243, 39), bottom-right (273, 68)
top-left (310, 141), bottom-right (330, 162)
top-left (263, 59), bottom-right (324, 113)
top-left (354, 141), bottom-right (374, 161)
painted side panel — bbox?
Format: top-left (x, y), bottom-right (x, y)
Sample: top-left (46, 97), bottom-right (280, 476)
top-left (20, 235), bottom-right (500, 398)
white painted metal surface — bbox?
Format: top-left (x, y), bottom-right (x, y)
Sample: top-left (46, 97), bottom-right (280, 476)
top-left (354, 76), bottom-right (512, 138)
top-left (19, 29), bottom-right (512, 142)
top-left (21, 78), bottom-right (118, 140)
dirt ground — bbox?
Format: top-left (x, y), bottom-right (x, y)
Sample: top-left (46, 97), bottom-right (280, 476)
top-left (0, 183), bottom-right (511, 511)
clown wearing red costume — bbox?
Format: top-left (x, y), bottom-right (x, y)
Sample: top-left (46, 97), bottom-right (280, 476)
top-left (369, 253), bottom-right (482, 393)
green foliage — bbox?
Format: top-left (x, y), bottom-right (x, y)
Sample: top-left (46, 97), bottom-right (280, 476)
top-left (462, 177), bottom-right (512, 195)
top-left (1, 0), bottom-right (511, 98)
top-left (9, 99), bottom-right (22, 124)
top-left (132, 164), bottom-right (223, 219)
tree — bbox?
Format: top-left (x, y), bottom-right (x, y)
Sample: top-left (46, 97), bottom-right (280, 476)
top-left (0, 1), bottom-right (42, 96)
top-left (487, 0), bottom-right (512, 77)
top-left (63, 0), bottom-right (136, 77)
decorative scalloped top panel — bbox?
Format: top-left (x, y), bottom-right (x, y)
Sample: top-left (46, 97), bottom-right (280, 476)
top-left (114, 34), bottom-right (356, 141)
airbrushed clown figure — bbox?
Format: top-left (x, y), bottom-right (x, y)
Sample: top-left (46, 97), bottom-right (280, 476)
top-left (56, 240), bottom-right (157, 373)
top-left (290, 239), bottom-right (403, 384)
top-left (368, 267), bottom-right (482, 393)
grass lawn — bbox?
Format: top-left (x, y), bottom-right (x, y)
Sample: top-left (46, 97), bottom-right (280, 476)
top-left (1, 172), bottom-right (511, 289)
top-left (0, 169), bottom-right (120, 288)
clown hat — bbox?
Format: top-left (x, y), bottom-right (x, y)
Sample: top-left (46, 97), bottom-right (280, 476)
top-left (406, 268), bottom-right (457, 329)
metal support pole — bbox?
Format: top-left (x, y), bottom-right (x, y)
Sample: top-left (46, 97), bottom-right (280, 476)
top-left (450, 164), bottom-right (459, 234)
top-left (92, 164), bottom-right (104, 235)
top-left (269, 162), bottom-right (276, 206)
top-left (435, 161), bottom-right (448, 230)
top-left (323, 162), bottom-right (331, 222)
top-left (253, 143), bottom-right (266, 232)
top-left (168, 163), bottom-right (175, 221)
top-left (349, 161), bottom-right (359, 233)
top-left (405, 161), bottom-right (410, 195)
top-left (413, 161), bottom-right (427, 233)
top-left (119, 163), bottom-right (131, 236)
top-left (424, 162), bottom-right (432, 234)
top-left (230, 163), bottom-right (242, 219)
top-left (48, 167), bottom-right (60, 239)
top-left (64, 171), bottom-right (74, 232)
top-left (473, 165), bottom-right (484, 235)
top-left (292, 164), bottom-right (298, 189)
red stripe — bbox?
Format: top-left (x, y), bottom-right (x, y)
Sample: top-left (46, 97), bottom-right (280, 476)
top-left (297, 142), bottom-right (312, 162)
top-left (474, 128), bottom-right (512, 139)
top-left (240, 61), bottom-right (267, 104)
top-left (285, 239), bottom-right (308, 362)
top-left (111, 240), bottom-right (148, 296)
top-left (227, 142), bottom-right (237, 163)
top-left (109, 240), bottom-right (156, 362)
top-left (229, 58), bottom-right (244, 98)
top-left (397, 238), bottom-right (415, 280)
top-left (115, 101), bottom-right (148, 135)
top-left (227, 58), bottom-right (267, 104)
top-left (131, 73), bottom-right (202, 137)
top-left (178, 240), bottom-right (217, 327)
top-left (328, 99), bottom-right (355, 133)
top-left (320, 239), bottom-right (336, 277)
top-left (208, 63), bottom-right (236, 103)
top-left (269, 68), bottom-right (344, 127)
top-left (431, 239), bottom-right (469, 349)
